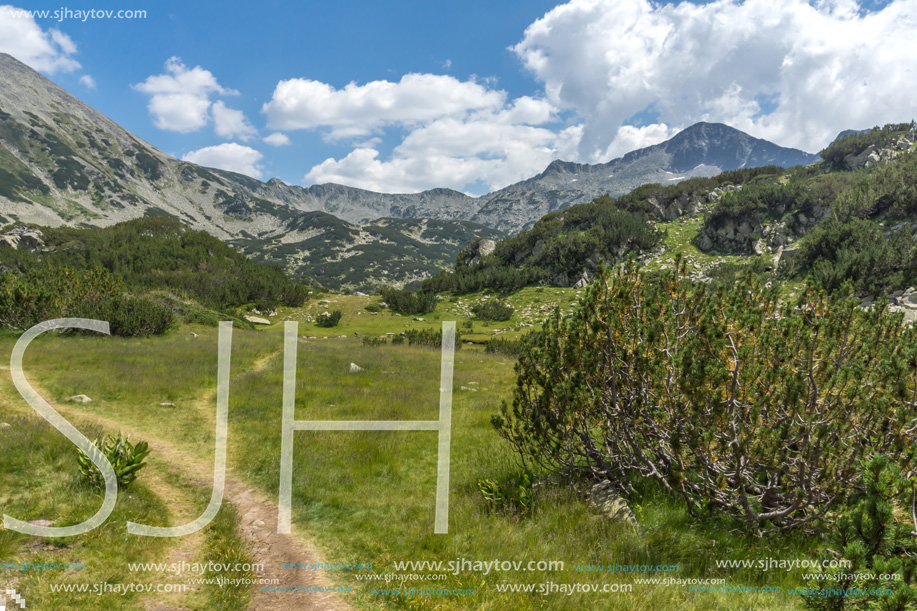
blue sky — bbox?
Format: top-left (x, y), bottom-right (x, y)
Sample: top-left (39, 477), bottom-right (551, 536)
top-left (1, 0), bottom-right (916, 194)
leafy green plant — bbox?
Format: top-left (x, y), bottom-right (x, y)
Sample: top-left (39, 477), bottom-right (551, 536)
top-left (477, 473), bottom-right (535, 516)
top-left (315, 310), bottom-right (342, 327)
top-left (477, 479), bottom-right (503, 507)
top-left (76, 432), bottom-right (150, 490)
top-left (364, 303), bottom-right (382, 313)
top-left (362, 336), bottom-right (387, 347)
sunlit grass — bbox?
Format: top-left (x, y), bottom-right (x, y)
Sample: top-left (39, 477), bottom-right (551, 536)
top-left (2, 317), bottom-right (820, 609)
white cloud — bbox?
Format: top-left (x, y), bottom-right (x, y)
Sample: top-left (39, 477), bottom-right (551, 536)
top-left (212, 101), bottom-right (257, 141)
top-left (270, 73), bottom-right (577, 193)
top-left (182, 143), bottom-right (264, 179)
top-left (512, 0), bottom-right (917, 159)
top-left (304, 106), bottom-right (582, 194)
top-left (604, 123), bottom-right (681, 159)
top-left (263, 132), bottom-right (291, 146)
top-left (263, 73), bottom-right (505, 138)
top-left (0, 5), bottom-right (80, 73)
top-left (78, 74), bottom-right (96, 90)
top-left (133, 57), bottom-right (237, 133)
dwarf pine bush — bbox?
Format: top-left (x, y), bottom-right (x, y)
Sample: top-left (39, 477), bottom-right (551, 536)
top-left (493, 260), bottom-right (917, 534)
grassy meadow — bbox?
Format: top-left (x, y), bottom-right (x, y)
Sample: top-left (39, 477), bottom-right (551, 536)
top-left (0, 297), bottom-right (827, 609)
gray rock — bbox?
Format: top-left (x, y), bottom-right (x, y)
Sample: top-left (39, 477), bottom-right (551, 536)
top-left (573, 270), bottom-right (593, 289)
top-left (462, 237), bottom-right (498, 266)
top-left (589, 481), bottom-right (637, 527)
top-left (774, 245), bottom-right (799, 271)
top-left (244, 316), bottom-right (271, 325)
top-left (349, 363), bottom-right (363, 373)
top-left (70, 394), bottom-right (91, 403)
top-left (531, 239), bottom-right (547, 258)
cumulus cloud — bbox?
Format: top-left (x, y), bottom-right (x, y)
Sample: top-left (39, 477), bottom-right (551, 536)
top-left (182, 143), bottom-right (264, 179)
top-left (266, 70), bottom-right (578, 193)
top-left (133, 57), bottom-right (254, 135)
top-left (263, 132), bottom-right (291, 146)
top-left (78, 74), bottom-right (96, 90)
top-left (512, 0), bottom-right (917, 160)
top-left (212, 101), bottom-right (257, 141)
top-left (262, 73), bottom-right (505, 138)
top-left (0, 5), bottom-right (80, 73)
top-left (304, 105), bottom-right (582, 193)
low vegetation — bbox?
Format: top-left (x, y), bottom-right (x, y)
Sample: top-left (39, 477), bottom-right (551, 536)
top-left (0, 266), bottom-right (175, 336)
top-left (76, 431), bottom-right (150, 490)
top-left (0, 217), bottom-right (315, 335)
top-left (379, 286), bottom-right (437, 314)
top-left (819, 121), bottom-right (915, 167)
top-left (315, 309), bottom-right (343, 327)
top-left (471, 298), bottom-right (514, 321)
top-left (494, 261), bottom-right (917, 535)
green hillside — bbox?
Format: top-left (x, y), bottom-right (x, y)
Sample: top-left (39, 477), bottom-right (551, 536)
top-left (426, 122), bottom-right (917, 301)
top-left (0, 217), bottom-right (314, 335)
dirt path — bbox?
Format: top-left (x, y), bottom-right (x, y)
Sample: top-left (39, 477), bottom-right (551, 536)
top-left (11, 356), bottom-right (352, 611)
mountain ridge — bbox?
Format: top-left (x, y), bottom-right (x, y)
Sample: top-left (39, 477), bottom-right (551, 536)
top-left (0, 53), bottom-right (821, 235)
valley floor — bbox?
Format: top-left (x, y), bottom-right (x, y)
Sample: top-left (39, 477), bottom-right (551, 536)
top-left (1, 307), bottom-right (823, 610)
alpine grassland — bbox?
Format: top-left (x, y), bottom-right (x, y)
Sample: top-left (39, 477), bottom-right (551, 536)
top-left (1, 296), bottom-right (845, 610)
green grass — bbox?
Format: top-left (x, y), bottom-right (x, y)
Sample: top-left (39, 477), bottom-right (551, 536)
top-left (0, 411), bottom-right (169, 610)
top-left (270, 288), bottom-right (581, 343)
top-left (199, 501), bottom-right (255, 611)
top-left (224, 333), bottom-right (815, 610)
top-left (1, 315), bottom-right (824, 610)
top-left (0, 326), bottom-right (266, 610)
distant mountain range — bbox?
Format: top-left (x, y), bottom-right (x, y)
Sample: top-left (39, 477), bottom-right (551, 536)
top-left (0, 52), bottom-right (820, 287)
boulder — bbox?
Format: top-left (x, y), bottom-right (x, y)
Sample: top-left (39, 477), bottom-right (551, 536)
top-left (461, 237), bottom-right (498, 266)
top-left (244, 316), bottom-right (271, 325)
top-left (70, 394), bottom-right (91, 403)
top-left (774, 245), bottom-right (799, 271)
top-left (349, 363), bottom-right (363, 373)
top-left (589, 481), bottom-right (637, 527)
top-left (845, 144), bottom-right (879, 170)
top-left (573, 270), bottom-right (593, 289)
